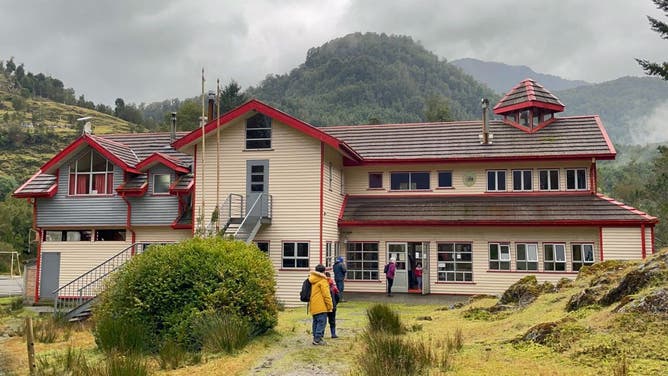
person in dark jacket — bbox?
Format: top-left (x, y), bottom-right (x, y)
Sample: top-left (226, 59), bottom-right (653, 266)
top-left (333, 256), bottom-right (347, 301)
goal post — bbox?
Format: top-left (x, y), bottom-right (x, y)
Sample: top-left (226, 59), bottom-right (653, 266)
top-left (0, 251), bottom-right (22, 278)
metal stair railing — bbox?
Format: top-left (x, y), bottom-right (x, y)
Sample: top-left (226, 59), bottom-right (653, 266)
top-left (234, 193), bottom-right (272, 242)
top-left (53, 243), bottom-right (143, 315)
top-left (219, 193), bottom-right (244, 234)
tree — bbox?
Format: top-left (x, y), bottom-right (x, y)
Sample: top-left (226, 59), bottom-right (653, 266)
top-left (636, 0), bottom-right (668, 80)
top-left (220, 80), bottom-right (248, 113)
top-left (176, 100), bottom-right (202, 131)
top-left (5, 57), bottom-right (15, 74)
top-left (424, 95), bottom-right (453, 122)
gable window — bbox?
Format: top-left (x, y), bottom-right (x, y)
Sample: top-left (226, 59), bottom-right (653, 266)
top-left (68, 150), bottom-right (114, 195)
top-left (539, 169), bottom-right (559, 190)
top-left (282, 241), bottom-right (309, 268)
top-left (437, 242), bottom-right (473, 282)
top-left (489, 243), bottom-right (511, 270)
top-left (516, 243), bottom-right (538, 271)
top-left (487, 170), bottom-right (506, 191)
top-left (544, 243), bottom-right (566, 271)
top-left (512, 170), bottom-right (532, 191)
top-left (572, 244), bottom-right (594, 271)
top-left (438, 171), bottom-right (453, 188)
top-left (368, 172), bottom-right (383, 189)
top-left (153, 174), bottom-right (170, 194)
top-left (346, 242), bottom-right (379, 280)
top-left (390, 172), bottom-right (430, 190)
top-left (246, 113), bottom-right (272, 149)
top-left (566, 168), bottom-right (587, 190)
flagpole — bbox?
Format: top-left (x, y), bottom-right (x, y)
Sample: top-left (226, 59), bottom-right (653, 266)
top-left (200, 68), bottom-right (206, 235)
top-left (215, 78), bottom-right (221, 232)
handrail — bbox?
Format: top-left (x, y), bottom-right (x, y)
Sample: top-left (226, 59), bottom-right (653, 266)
top-left (235, 193), bottom-right (263, 238)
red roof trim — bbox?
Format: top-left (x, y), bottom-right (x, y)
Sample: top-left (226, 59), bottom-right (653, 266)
top-left (136, 153), bottom-right (189, 173)
top-left (594, 116), bottom-right (616, 156)
top-left (346, 191), bottom-right (593, 200)
top-left (116, 182), bottom-right (148, 197)
top-left (344, 153), bottom-right (616, 166)
top-left (595, 193), bottom-right (657, 221)
top-left (172, 99), bottom-right (361, 160)
top-left (41, 135), bottom-right (140, 174)
top-left (338, 219), bottom-right (654, 227)
top-left (493, 101), bottom-right (565, 115)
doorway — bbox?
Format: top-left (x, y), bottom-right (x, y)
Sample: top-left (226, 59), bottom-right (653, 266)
top-left (40, 252), bottom-right (60, 300)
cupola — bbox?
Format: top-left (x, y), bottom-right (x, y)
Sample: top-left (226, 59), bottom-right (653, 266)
top-left (493, 79), bottom-right (565, 132)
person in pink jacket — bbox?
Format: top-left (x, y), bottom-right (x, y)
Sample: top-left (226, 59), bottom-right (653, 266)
top-left (385, 258), bottom-right (396, 296)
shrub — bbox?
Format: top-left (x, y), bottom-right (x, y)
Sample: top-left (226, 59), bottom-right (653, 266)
top-left (158, 339), bottom-right (188, 370)
top-left (366, 304), bottom-right (405, 335)
top-left (357, 331), bottom-right (433, 376)
top-left (94, 237), bottom-right (277, 354)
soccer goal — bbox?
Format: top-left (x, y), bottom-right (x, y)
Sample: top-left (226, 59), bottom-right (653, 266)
top-left (0, 251), bottom-right (22, 278)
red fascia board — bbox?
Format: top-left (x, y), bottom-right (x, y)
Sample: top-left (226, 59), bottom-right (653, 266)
top-left (338, 219), bottom-right (655, 227)
top-left (344, 153), bottom-right (616, 166)
top-left (594, 115), bottom-right (617, 156)
top-left (41, 135), bottom-right (140, 174)
top-left (493, 101), bottom-right (564, 115)
top-left (136, 153), bottom-right (189, 173)
top-left (116, 183), bottom-right (147, 197)
top-left (172, 99), bottom-right (360, 161)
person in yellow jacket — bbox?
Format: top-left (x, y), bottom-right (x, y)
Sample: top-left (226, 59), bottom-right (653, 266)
top-left (309, 264), bottom-right (333, 345)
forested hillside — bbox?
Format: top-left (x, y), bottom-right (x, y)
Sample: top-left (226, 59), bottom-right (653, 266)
top-left (247, 32), bottom-right (498, 126)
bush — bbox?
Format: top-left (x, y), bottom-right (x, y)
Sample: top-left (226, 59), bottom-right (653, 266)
top-left (196, 311), bottom-right (252, 353)
top-left (366, 304), bottom-right (405, 335)
top-left (357, 331), bottom-right (433, 376)
top-left (94, 316), bottom-right (153, 355)
top-left (93, 237), bottom-right (277, 354)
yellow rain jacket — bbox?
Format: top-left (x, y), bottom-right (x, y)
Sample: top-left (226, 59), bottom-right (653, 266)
top-left (308, 271), bottom-right (333, 315)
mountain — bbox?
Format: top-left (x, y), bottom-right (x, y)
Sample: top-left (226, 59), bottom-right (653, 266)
top-left (451, 58), bottom-right (590, 94)
top-left (247, 32), bottom-right (498, 126)
top-left (556, 77), bottom-right (668, 145)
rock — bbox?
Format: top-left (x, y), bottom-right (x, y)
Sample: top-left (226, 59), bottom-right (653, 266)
top-left (515, 318), bottom-right (575, 345)
top-left (556, 278), bottom-right (574, 289)
top-left (566, 288), bottom-right (599, 312)
top-left (488, 304), bottom-right (514, 313)
top-left (618, 288), bottom-right (668, 314)
top-left (499, 276), bottom-right (542, 306)
top-left (599, 268), bottom-right (661, 306)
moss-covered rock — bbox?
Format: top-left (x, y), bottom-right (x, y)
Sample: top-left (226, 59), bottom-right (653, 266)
top-left (618, 288), bottom-right (668, 314)
top-left (599, 268), bottom-right (662, 306)
top-left (499, 276), bottom-right (554, 306)
top-left (566, 288), bottom-right (600, 312)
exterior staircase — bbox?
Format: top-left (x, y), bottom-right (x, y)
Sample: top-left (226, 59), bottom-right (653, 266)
top-left (217, 193), bottom-right (272, 243)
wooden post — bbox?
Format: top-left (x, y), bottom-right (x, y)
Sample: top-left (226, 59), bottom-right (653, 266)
top-left (25, 317), bottom-right (36, 375)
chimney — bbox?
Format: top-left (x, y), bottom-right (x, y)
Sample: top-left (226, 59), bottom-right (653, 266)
top-left (170, 112), bottom-right (177, 143)
top-left (480, 98), bottom-right (493, 145)
top-left (207, 90), bottom-right (215, 124)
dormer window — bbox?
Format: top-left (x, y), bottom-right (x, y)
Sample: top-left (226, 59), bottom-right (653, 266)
top-left (153, 174), bottom-right (171, 194)
top-left (493, 79), bottom-right (565, 132)
top-left (68, 150), bottom-right (113, 195)
top-left (246, 113), bottom-right (272, 149)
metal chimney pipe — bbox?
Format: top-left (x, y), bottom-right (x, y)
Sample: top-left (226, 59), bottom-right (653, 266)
top-left (481, 98), bottom-right (490, 145)
top-left (170, 112), bottom-right (177, 143)
top-left (207, 90), bottom-right (215, 124)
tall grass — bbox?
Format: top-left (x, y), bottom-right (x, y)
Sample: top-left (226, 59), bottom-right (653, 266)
top-left (196, 312), bottom-right (252, 354)
top-left (94, 316), bottom-right (151, 355)
top-left (35, 347), bottom-right (148, 376)
top-left (357, 331), bottom-right (434, 376)
top-left (366, 304), bottom-right (406, 334)
top-left (158, 339), bottom-right (189, 370)
top-left (33, 317), bottom-right (60, 343)
top-left (102, 353), bottom-right (149, 376)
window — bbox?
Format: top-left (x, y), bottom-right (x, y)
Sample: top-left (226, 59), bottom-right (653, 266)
top-left (516, 243), bottom-right (538, 271)
top-left (489, 243), bottom-right (511, 270)
top-left (95, 229), bottom-right (126, 241)
top-left (391, 172), bottom-right (430, 190)
top-left (282, 242), bottom-right (309, 268)
top-left (246, 113), bottom-right (272, 149)
top-left (250, 165), bottom-right (265, 192)
top-left (254, 241), bottom-right (269, 254)
top-left (544, 244), bottom-right (566, 271)
top-left (438, 171), bottom-right (453, 188)
top-left (44, 230), bottom-right (91, 241)
top-left (572, 244), bottom-right (594, 271)
top-left (153, 174), bottom-right (170, 194)
top-left (325, 241), bottom-right (333, 267)
top-left (539, 169), bottom-right (559, 190)
top-left (512, 170), bottom-right (532, 191)
top-left (68, 150), bottom-right (114, 195)
top-left (566, 168), bottom-right (587, 190)
top-left (346, 242), bottom-right (379, 280)
top-left (487, 170), bottom-right (506, 191)
top-left (368, 172), bottom-right (383, 189)
top-left (437, 242), bottom-right (473, 282)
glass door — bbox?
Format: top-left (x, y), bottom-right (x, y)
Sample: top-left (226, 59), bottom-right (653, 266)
top-left (387, 242), bottom-right (408, 293)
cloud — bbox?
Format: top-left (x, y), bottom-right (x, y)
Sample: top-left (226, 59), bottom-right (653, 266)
top-left (0, 0), bottom-right (665, 105)
top-left (630, 100), bottom-right (668, 144)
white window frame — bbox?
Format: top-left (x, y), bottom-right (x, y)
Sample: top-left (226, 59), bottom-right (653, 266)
top-left (566, 168), bottom-right (588, 190)
top-left (153, 174), bottom-right (171, 194)
top-left (282, 241), bottom-right (309, 269)
top-left (346, 242), bottom-right (380, 280)
top-left (544, 243), bottom-right (566, 271)
top-left (487, 170), bottom-right (507, 192)
top-left (489, 243), bottom-right (511, 270)
top-left (516, 243), bottom-right (538, 271)
top-left (572, 243), bottom-right (595, 271)
top-left (512, 169), bottom-right (533, 191)
top-left (325, 241), bottom-right (333, 267)
top-left (437, 242), bottom-right (473, 282)
top-left (539, 169), bottom-right (559, 191)
top-left (69, 150), bottom-right (114, 196)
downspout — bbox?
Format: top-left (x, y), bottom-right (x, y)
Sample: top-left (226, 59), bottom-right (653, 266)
top-left (598, 227), bottom-right (604, 262)
top-left (319, 142), bottom-right (324, 264)
top-left (32, 198), bottom-right (41, 303)
top-left (121, 195), bottom-right (136, 255)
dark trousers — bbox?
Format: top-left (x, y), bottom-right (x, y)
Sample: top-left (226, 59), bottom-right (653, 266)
top-left (327, 308), bottom-right (337, 336)
top-left (387, 277), bottom-right (394, 295)
top-left (312, 312), bottom-right (327, 342)
top-left (335, 279), bottom-right (344, 299)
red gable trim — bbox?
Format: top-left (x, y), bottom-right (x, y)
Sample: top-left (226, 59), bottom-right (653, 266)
top-left (41, 135), bottom-right (140, 174)
top-left (344, 153), bottom-right (616, 166)
top-left (172, 99), bottom-right (361, 160)
top-left (594, 116), bottom-right (616, 156)
top-left (595, 193), bottom-right (657, 222)
top-left (136, 152), bottom-right (189, 173)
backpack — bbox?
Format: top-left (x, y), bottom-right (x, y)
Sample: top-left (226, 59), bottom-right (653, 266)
top-left (384, 263), bottom-right (389, 274)
top-left (299, 278), bottom-right (312, 302)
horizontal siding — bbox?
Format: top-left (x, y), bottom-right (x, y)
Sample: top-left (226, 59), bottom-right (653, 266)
top-left (134, 226), bottom-right (192, 243)
top-left (344, 160), bottom-right (592, 195)
top-left (129, 165), bottom-right (180, 225)
top-left (37, 165), bottom-right (127, 227)
top-left (41, 241), bottom-right (131, 288)
top-left (323, 146), bottom-right (345, 266)
top-left (341, 226), bottom-right (599, 296)
top-left (646, 227), bottom-right (654, 255)
top-left (602, 227), bottom-right (643, 260)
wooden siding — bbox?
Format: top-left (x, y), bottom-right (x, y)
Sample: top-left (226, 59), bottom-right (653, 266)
top-left (36, 160), bottom-right (126, 227)
top-left (41, 241), bottom-right (132, 288)
top-left (323, 146), bottom-right (345, 264)
top-left (344, 160), bottom-right (592, 195)
top-left (134, 226), bottom-right (192, 243)
top-left (602, 227), bottom-right (643, 260)
top-left (128, 165), bottom-right (180, 225)
top-left (194, 117), bottom-right (322, 306)
top-left (340, 226), bottom-right (599, 296)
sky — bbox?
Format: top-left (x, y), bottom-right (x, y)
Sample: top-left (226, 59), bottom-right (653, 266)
top-left (0, 0), bottom-right (665, 105)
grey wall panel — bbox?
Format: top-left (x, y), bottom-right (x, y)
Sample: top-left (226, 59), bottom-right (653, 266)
top-left (129, 166), bottom-right (180, 225)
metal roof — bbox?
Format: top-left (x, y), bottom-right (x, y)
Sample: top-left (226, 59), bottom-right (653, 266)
top-left (13, 172), bottom-right (57, 197)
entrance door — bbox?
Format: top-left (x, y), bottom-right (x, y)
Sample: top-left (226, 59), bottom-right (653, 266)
top-left (387, 243), bottom-right (408, 293)
top-left (246, 160), bottom-right (269, 217)
top-left (422, 242), bottom-right (430, 295)
top-left (40, 252), bottom-right (60, 300)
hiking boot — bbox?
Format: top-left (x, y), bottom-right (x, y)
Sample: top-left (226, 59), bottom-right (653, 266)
top-left (312, 339), bottom-right (327, 345)
top-left (331, 335), bottom-right (338, 338)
